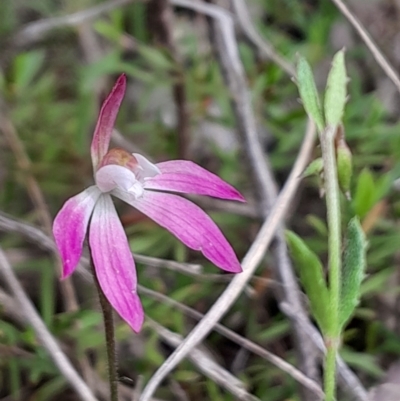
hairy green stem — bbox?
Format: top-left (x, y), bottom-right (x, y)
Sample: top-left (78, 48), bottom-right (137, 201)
top-left (90, 254), bottom-right (119, 401)
top-left (320, 125), bottom-right (342, 401)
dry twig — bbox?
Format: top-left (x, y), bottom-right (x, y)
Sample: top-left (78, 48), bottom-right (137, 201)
top-left (232, 0), bottom-right (295, 77)
top-left (147, 318), bottom-right (259, 401)
top-left (140, 287), bottom-right (324, 397)
top-left (0, 247), bottom-right (99, 401)
top-left (330, 0), bottom-right (400, 94)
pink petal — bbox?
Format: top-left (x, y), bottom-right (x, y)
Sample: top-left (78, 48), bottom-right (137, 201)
top-left (53, 186), bottom-right (101, 278)
top-left (90, 74), bottom-right (126, 171)
top-left (114, 190), bottom-right (242, 273)
top-left (144, 160), bottom-right (245, 201)
top-left (89, 194), bottom-right (144, 332)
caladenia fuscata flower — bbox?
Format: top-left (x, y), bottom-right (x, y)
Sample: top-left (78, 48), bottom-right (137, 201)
top-left (53, 74), bottom-right (244, 332)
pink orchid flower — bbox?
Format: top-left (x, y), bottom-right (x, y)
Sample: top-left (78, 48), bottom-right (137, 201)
top-left (53, 74), bottom-right (244, 332)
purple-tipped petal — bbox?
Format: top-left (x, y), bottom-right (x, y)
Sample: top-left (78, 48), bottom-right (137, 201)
top-left (114, 189), bottom-right (242, 273)
top-left (53, 186), bottom-right (101, 278)
top-left (91, 74), bottom-right (126, 170)
top-left (89, 195), bottom-right (144, 332)
top-left (144, 160), bottom-right (245, 202)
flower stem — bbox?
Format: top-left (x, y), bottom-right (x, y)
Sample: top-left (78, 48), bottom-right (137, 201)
top-left (320, 125), bottom-right (342, 401)
top-left (90, 254), bottom-right (119, 401)
top-left (324, 338), bottom-right (338, 401)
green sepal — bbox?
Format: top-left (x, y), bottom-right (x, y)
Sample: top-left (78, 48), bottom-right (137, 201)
top-left (339, 218), bottom-right (367, 329)
top-left (324, 49), bottom-right (348, 127)
top-left (286, 230), bottom-right (330, 333)
top-left (296, 56), bottom-right (325, 132)
top-left (303, 157), bottom-right (323, 178)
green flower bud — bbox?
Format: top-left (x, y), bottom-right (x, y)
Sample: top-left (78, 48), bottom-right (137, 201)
top-left (335, 126), bottom-right (353, 200)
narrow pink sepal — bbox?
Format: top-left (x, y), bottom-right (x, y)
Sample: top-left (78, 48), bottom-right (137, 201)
top-left (144, 160), bottom-right (245, 202)
top-left (114, 190), bottom-right (242, 273)
top-left (53, 186), bottom-right (101, 278)
top-left (89, 195), bottom-right (144, 332)
top-left (90, 74), bottom-right (126, 170)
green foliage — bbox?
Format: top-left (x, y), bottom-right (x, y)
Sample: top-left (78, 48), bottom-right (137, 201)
top-left (12, 50), bottom-right (46, 95)
top-left (296, 56), bottom-right (325, 131)
top-left (339, 218), bottom-right (367, 328)
top-left (352, 168), bottom-right (391, 219)
top-left (286, 231), bottom-right (330, 333)
top-left (324, 49), bottom-right (348, 127)
top-left (352, 169), bottom-right (377, 218)
top-left (303, 157), bottom-right (323, 178)
top-left (340, 348), bottom-right (384, 378)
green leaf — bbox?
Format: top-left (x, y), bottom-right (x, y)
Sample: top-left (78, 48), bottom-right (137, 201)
top-left (352, 168), bottom-right (377, 218)
top-left (324, 49), bottom-right (347, 126)
top-left (360, 267), bottom-right (394, 296)
top-left (303, 157), bottom-right (323, 178)
top-left (32, 377), bottom-right (67, 401)
top-left (13, 50), bottom-right (46, 94)
top-left (296, 56), bottom-right (325, 131)
top-left (173, 370), bottom-right (200, 382)
top-left (286, 230), bottom-right (330, 333)
top-left (137, 44), bottom-right (174, 70)
top-left (94, 20), bottom-right (122, 42)
top-left (340, 348), bottom-right (384, 378)
top-left (339, 218), bottom-right (367, 328)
